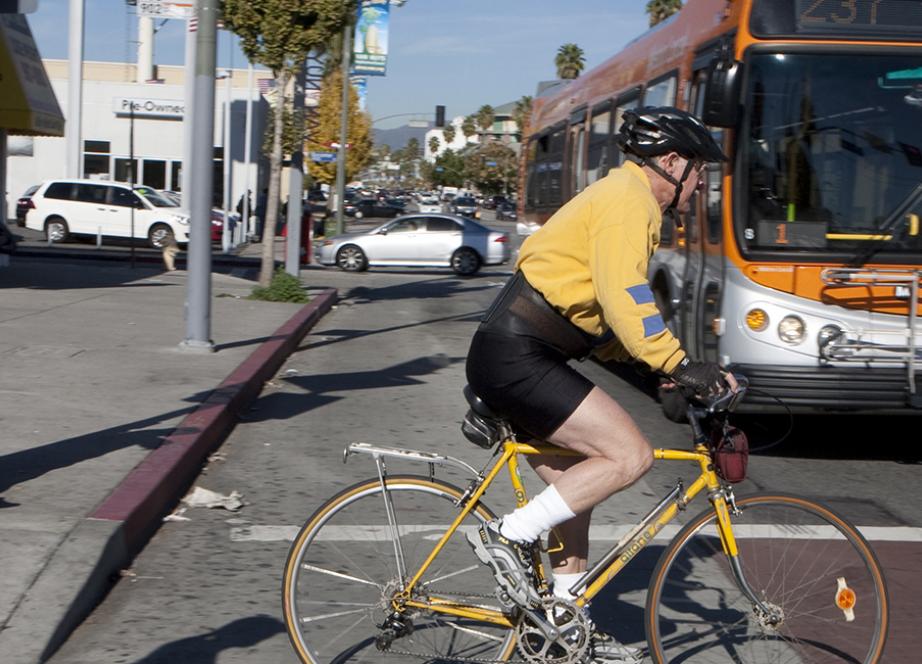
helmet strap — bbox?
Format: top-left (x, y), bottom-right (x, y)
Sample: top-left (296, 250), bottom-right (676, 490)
top-left (644, 157), bottom-right (697, 211)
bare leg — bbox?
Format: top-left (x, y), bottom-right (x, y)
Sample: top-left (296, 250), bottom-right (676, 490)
top-left (528, 455), bottom-right (591, 574)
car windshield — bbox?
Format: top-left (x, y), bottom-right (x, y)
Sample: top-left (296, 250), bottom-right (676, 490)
top-left (455, 197), bottom-right (476, 205)
top-left (743, 51), bottom-right (922, 257)
top-left (135, 186), bottom-right (179, 208)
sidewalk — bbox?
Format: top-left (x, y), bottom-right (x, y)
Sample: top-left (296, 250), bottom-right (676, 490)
top-left (0, 256), bottom-right (335, 662)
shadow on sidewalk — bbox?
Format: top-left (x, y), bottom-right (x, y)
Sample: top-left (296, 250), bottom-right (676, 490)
top-left (130, 615), bottom-right (284, 664)
top-left (342, 275), bottom-right (495, 304)
top-left (0, 388), bottom-right (217, 495)
top-left (1, 259), bottom-right (171, 291)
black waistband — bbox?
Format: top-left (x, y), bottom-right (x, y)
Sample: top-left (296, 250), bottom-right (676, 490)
top-left (479, 272), bottom-right (595, 359)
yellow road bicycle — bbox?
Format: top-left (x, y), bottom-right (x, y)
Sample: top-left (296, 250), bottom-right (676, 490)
top-left (282, 382), bottom-right (888, 663)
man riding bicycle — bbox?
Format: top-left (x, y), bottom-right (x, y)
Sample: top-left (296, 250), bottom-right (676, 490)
top-left (465, 106), bottom-right (739, 662)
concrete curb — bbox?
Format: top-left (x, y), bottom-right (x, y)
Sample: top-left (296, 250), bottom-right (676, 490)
top-left (1, 289), bottom-right (337, 663)
top-left (13, 245), bottom-right (265, 268)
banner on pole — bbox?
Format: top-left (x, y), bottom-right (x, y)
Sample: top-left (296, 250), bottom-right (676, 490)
top-left (353, 1), bottom-right (389, 76)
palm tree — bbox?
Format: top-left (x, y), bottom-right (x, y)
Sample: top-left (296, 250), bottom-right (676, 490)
top-left (475, 104), bottom-right (495, 137)
top-left (442, 124), bottom-right (456, 145)
top-left (428, 135), bottom-right (440, 156)
top-left (513, 95), bottom-right (533, 138)
top-left (461, 115), bottom-right (477, 142)
top-left (646, 0), bottom-right (682, 27)
top-left (555, 43), bottom-right (585, 80)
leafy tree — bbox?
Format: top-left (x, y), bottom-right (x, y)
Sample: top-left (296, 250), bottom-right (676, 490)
top-left (461, 115), bottom-right (477, 142)
top-left (646, 0), bottom-right (682, 26)
top-left (428, 135), bottom-right (440, 156)
top-left (555, 43), bottom-right (585, 79)
top-left (475, 105), bottom-right (495, 135)
top-left (463, 142), bottom-right (518, 195)
top-left (442, 124), bottom-right (456, 145)
top-left (223, 0), bottom-right (353, 287)
top-left (430, 149), bottom-right (466, 188)
top-left (307, 68), bottom-right (372, 186)
top-left (512, 95), bottom-right (533, 139)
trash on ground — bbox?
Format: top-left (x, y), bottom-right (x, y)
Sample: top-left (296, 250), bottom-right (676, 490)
top-left (182, 486), bottom-right (245, 511)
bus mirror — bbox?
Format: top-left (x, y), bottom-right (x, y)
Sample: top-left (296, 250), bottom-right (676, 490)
top-left (703, 55), bottom-right (742, 128)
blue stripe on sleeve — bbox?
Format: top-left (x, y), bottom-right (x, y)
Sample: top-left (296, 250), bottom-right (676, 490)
top-left (626, 284), bottom-right (655, 305)
top-left (642, 314), bottom-right (666, 337)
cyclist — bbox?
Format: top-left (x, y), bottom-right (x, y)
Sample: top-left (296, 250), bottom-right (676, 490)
top-left (465, 106), bottom-right (738, 662)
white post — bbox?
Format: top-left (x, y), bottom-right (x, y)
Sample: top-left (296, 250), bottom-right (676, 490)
top-left (243, 61), bottom-right (254, 241)
top-left (66, 0), bottom-right (84, 179)
top-left (181, 6), bottom-right (197, 210)
top-left (137, 16), bottom-right (155, 83)
top-left (222, 71), bottom-right (231, 253)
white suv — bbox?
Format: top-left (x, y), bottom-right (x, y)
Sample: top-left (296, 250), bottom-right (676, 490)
top-left (25, 179), bottom-right (191, 248)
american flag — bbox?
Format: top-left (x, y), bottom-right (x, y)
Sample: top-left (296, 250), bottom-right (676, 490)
top-left (257, 78), bottom-right (276, 95)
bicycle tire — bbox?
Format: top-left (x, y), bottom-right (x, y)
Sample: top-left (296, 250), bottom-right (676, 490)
top-left (645, 493), bottom-right (888, 663)
top-left (282, 475), bottom-right (518, 664)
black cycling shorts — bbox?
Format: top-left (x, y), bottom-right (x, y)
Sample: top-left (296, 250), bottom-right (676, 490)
top-left (466, 328), bottom-right (594, 441)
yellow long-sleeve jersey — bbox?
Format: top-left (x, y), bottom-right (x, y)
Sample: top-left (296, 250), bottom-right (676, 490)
top-left (516, 161), bottom-right (685, 374)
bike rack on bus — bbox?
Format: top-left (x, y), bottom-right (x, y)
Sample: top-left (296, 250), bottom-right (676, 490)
top-left (820, 267), bottom-right (921, 403)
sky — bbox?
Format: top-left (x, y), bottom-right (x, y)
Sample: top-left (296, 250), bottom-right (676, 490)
top-left (28, 0), bottom-right (653, 129)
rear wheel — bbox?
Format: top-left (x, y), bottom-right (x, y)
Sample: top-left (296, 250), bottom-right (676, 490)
top-left (451, 247), bottom-right (481, 276)
top-left (148, 223), bottom-right (175, 249)
top-left (282, 476), bottom-right (517, 663)
top-left (44, 217), bottom-right (69, 243)
top-left (646, 493), bottom-right (889, 663)
top-left (336, 244), bottom-right (368, 272)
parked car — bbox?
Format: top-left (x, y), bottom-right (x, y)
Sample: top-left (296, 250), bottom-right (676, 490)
top-left (158, 189), bottom-right (233, 242)
top-left (15, 184), bottom-right (40, 226)
top-left (450, 196), bottom-right (479, 218)
top-left (495, 201), bottom-right (518, 221)
top-left (316, 213), bottom-right (510, 276)
top-left (25, 179), bottom-right (191, 248)
top-left (481, 195), bottom-right (509, 211)
top-left (347, 198), bottom-right (403, 219)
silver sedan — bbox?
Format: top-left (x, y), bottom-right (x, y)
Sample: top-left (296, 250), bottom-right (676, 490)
top-left (315, 213), bottom-right (510, 276)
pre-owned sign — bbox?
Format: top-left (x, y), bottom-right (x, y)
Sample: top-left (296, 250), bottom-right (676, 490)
top-left (113, 97), bottom-right (185, 119)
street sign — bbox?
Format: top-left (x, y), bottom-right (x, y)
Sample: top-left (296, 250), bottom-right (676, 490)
top-left (137, 0), bottom-right (193, 19)
top-left (311, 152), bottom-right (337, 163)
top-left (485, 161), bottom-right (497, 167)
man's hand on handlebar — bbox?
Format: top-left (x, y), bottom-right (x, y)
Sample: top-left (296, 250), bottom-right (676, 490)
top-left (668, 357), bottom-right (739, 399)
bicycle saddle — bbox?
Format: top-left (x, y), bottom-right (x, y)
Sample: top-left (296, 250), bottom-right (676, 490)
top-left (463, 385), bottom-right (506, 422)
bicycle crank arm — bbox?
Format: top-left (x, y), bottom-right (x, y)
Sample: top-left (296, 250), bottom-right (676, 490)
top-left (520, 607), bottom-right (559, 641)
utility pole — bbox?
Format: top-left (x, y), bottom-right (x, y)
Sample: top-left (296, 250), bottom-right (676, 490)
top-left (285, 62), bottom-right (306, 276)
top-left (181, 0), bottom-right (217, 353)
top-left (66, 0), bottom-right (84, 179)
top-left (243, 61), bottom-right (254, 240)
top-left (181, 4), bottom-right (197, 211)
top-left (334, 22), bottom-right (351, 237)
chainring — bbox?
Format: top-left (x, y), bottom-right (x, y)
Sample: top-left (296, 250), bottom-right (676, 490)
top-left (515, 598), bottom-right (591, 664)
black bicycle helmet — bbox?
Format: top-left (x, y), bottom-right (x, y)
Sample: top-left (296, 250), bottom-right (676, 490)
top-left (617, 106), bottom-right (726, 212)
top-left (617, 106), bottom-right (727, 163)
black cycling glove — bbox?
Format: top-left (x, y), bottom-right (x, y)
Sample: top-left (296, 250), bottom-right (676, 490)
top-left (670, 357), bottom-right (725, 396)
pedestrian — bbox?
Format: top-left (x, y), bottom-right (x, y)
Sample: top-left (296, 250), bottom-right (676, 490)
top-left (254, 188), bottom-right (268, 241)
top-left (464, 106), bottom-right (738, 663)
top-left (236, 190), bottom-right (252, 218)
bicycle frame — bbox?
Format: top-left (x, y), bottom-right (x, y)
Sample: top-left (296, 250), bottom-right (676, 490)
top-left (344, 437), bottom-right (758, 630)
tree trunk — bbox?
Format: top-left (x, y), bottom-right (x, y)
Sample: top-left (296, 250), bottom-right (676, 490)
top-left (259, 69), bottom-right (290, 287)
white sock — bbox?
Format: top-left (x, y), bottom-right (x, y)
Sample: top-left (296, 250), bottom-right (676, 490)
top-left (499, 484), bottom-right (576, 544)
top-left (552, 572), bottom-right (583, 600)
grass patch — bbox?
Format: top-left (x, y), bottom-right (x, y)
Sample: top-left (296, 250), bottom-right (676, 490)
top-left (250, 268), bottom-right (310, 303)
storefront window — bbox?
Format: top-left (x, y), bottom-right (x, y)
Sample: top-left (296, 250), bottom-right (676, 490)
top-left (115, 158), bottom-right (138, 183)
top-left (83, 139), bottom-right (110, 179)
top-left (143, 160), bottom-right (166, 190)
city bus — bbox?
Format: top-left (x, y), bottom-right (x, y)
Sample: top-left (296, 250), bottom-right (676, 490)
top-left (520, 0), bottom-right (922, 413)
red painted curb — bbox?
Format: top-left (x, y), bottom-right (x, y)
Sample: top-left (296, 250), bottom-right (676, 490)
top-left (91, 288), bottom-right (337, 550)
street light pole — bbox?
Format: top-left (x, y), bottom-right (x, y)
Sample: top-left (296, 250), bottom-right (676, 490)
top-left (66, 0), bottom-right (84, 179)
top-left (285, 61), bottom-right (306, 276)
top-left (334, 22), bottom-right (351, 237)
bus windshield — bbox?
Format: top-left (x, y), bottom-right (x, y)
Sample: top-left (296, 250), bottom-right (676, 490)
top-left (743, 51), bottom-right (922, 256)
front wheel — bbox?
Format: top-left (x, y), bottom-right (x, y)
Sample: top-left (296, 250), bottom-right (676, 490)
top-left (336, 244), bottom-right (367, 272)
top-left (148, 223), bottom-right (175, 249)
top-left (282, 475), bottom-right (517, 664)
top-left (645, 493), bottom-right (888, 663)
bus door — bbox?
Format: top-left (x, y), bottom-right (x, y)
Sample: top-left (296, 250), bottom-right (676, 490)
top-left (566, 107), bottom-right (587, 200)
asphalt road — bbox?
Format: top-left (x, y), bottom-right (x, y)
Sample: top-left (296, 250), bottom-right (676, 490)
top-left (45, 252), bottom-right (921, 663)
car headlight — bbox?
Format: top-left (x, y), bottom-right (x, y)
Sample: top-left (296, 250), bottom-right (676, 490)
top-left (778, 315), bottom-right (806, 345)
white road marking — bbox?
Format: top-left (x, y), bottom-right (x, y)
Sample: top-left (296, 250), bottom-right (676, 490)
top-left (230, 523), bottom-right (922, 543)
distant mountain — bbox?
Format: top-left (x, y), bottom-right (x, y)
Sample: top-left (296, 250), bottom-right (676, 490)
top-left (374, 123), bottom-right (432, 151)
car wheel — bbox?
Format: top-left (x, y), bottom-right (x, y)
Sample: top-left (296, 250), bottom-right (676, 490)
top-left (148, 223), bottom-right (175, 249)
top-left (451, 247), bottom-right (481, 276)
top-left (44, 217), bottom-right (69, 243)
top-left (336, 244), bottom-right (368, 272)
top-left (354, 210), bottom-right (363, 219)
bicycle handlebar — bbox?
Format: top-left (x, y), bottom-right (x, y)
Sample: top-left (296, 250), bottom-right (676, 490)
top-left (684, 375), bottom-right (749, 443)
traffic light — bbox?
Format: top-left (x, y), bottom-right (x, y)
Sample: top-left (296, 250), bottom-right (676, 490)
top-left (435, 105), bottom-right (446, 128)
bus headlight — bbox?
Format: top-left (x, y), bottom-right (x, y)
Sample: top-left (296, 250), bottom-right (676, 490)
top-left (818, 324), bottom-right (843, 349)
top-left (745, 308), bottom-right (769, 332)
top-left (778, 315), bottom-right (806, 345)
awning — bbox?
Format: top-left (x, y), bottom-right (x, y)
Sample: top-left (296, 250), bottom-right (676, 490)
top-left (0, 14), bottom-right (63, 137)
